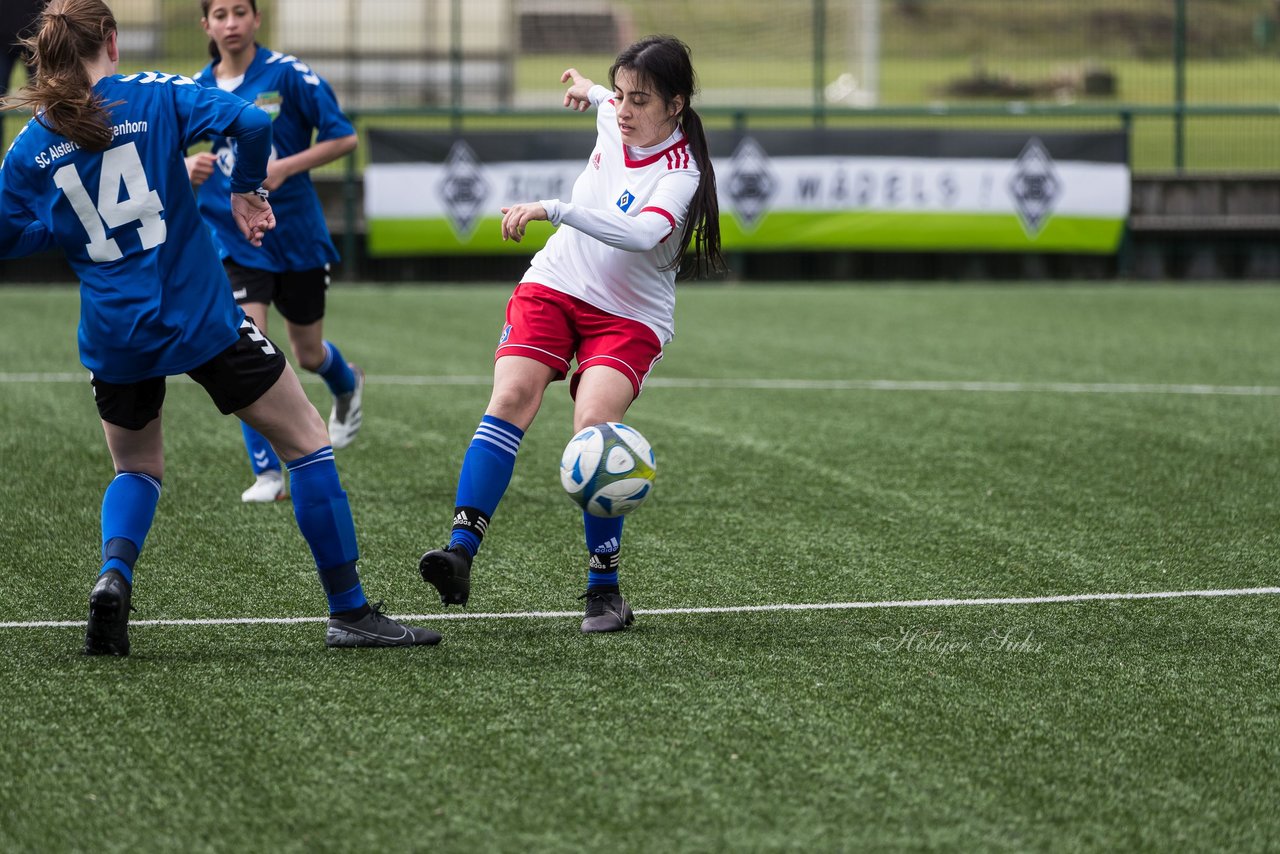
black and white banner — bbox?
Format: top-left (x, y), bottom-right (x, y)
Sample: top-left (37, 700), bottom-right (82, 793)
top-left (366, 128), bottom-right (1129, 256)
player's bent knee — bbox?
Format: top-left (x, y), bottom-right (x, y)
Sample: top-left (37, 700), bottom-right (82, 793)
top-left (292, 344), bottom-right (326, 373)
top-left (238, 373), bottom-right (330, 458)
top-left (487, 386), bottom-right (544, 425)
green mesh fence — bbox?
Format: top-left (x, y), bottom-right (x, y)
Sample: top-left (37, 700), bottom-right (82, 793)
top-left (3, 0), bottom-right (1278, 172)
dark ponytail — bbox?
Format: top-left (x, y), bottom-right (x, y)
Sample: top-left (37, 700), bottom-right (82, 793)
top-left (3, 0), bottom-right (117, 151)
top-left (610, 35), bottom-right (725, 280)
top-left (672, 104), bottom-right (723, 279)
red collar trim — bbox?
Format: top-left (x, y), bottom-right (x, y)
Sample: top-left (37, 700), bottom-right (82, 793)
top-left (623, 138), bottom-right (689, 169)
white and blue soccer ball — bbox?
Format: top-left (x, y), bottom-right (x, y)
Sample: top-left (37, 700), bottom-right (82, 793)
top-left (559, 422), bottom-right (656, 518)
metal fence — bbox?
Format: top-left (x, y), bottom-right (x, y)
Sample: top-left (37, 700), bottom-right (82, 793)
top-left (4, 0), bottom-right (1280, 172)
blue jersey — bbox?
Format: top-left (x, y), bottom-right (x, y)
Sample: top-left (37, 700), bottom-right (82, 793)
top-left (193, 45), bottom-right (354, 272)
top-left (0, 72), bottom-right (272, 383)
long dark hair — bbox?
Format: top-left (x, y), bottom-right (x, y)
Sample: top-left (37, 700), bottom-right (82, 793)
top-left (610, 35), bottom-right (725, 280)
top-left (3, 0), bottom-right (117, 151)
top-left (200, 0), bottom-right (258, 61)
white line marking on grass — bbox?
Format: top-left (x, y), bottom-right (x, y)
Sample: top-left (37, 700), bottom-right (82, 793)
top-left (647, 379), bottom-right (1280, 397)
top-left (0, 372), bottom-right (88, 383)
top-left (5, 372), bottom-right (1280, 396)
top-left (4, 586), bottom-right (1278, 629)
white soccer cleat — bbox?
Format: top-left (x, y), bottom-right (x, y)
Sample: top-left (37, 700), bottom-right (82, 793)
top-left (328, 363), bottom-right (364, 450)
top-left (241, 468), bottom-right (286, 503)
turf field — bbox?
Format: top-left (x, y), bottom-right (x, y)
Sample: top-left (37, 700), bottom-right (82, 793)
top-left (2, 283), bottom-right (1279, 851)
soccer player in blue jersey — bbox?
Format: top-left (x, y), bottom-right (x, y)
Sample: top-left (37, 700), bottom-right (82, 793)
top-left (0, 0), bottom-right (440, 654)
top-left (185, 0), bottom-right (364, 504)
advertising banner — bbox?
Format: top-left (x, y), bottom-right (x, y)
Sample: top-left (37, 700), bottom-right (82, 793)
top-left (365, 128), bottom-right (1129, 256)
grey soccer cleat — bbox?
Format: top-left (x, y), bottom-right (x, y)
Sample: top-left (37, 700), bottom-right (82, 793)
top-left (579, 589), bottom-right (635, 634)
top-left (328, 363), bottom-right (364, 450)
top-left (325, 601), bottom-right (442, 647)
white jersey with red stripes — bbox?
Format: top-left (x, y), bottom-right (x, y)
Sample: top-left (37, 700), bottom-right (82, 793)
top-left (524, 86), bottom-right (700, 344)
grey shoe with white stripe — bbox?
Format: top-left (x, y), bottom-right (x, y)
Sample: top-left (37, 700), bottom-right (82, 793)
top-left (325, 601), bottom-right (441, 647)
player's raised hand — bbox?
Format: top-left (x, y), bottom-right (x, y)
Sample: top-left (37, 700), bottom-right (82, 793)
top-left (561, 68), bottom-right (595, 112)
top-left (231, 191), bottom-right (277, 247)
top-left (501, 203), bottom-right (549, 243)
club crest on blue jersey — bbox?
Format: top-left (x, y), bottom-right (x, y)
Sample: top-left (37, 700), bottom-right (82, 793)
top-left (254, 90), bottom-right (282, 118)
top-left (616, 190), bottom-right (635, 212)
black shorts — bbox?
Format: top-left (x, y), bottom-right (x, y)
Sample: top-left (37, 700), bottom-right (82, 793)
top-left (225, 260), bottom-right (330, 325)
top-left (92, 316), bottom-right (288, 429)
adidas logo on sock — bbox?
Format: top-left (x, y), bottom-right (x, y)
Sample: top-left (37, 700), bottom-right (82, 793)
top-left (593, 537), bottom-right (619, 554)
top-left (588, 552), bottom-right (620, 571)
top-left (451, 507), bottom-right (490, 536)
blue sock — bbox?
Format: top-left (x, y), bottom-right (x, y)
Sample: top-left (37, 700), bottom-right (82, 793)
top-left (448, 415), bottom-right (524, 557)
top-left (316, 340), bottom-right (356, 396)
top-left (100, 472), bottom-right (162, 585)
top-left (241, 421), bottom-right (281, 475)
top-left (286, 446), bottom-right (366, 614)
top-left (584, 513), bottom-right (624, 590)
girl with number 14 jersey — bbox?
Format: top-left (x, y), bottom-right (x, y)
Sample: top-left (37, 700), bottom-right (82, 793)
top-left (0, 0), bottom-right (439, 655)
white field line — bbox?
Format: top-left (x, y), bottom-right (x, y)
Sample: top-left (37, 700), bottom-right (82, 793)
top-left (3, 586), bottom-right (1278, 630)
top-left (3, 372), bottom-right (1280, 397)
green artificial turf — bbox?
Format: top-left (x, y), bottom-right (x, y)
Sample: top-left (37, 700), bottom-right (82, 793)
top-left (1, 283), bottom-right (1278, 851)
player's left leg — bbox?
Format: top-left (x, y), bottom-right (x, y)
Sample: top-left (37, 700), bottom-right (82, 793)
top-left (87, 377), bottom-right (168, 656)
top-left (278, 266), bottom-right (363, 450)
top-left (568, 310), bottom-right (662, 633)
top-left (570, 365), bottom-right (647, 634)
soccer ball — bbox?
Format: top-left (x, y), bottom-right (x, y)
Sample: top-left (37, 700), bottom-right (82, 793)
top-left (559, 422), bottom-right (656, 517)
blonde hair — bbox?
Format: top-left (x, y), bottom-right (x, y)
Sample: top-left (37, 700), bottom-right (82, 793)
top-left (3, 0), bottom-right (117, 151)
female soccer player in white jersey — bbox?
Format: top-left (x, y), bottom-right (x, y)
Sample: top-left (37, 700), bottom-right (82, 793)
top-left (0, 0), bottom-right (440, 654)
top-left (418, 35), bottom-right (725, 633)
top-left (186, 0), bottom-right (364, 504)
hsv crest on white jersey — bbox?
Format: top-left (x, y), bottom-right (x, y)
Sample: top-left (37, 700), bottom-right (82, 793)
top-left (524, 85), bottom-right (700, 343)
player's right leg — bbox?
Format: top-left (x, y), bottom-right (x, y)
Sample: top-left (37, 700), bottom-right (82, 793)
top-left (418, 355), bottom-right (555, 606)
top-left (419, 284), bottom-right (572, 607)
top-left (86, 376), bottom-right (168, 656)
top-left (276, 266), bottom-right (364, 450)
top-left (190, 320), bottom-right (440, 647)
top-left (225, 261), bottom-right (285, 502)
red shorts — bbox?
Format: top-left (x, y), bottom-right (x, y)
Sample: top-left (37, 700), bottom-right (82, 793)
top-left (497, 282), bottom-right (663, 398)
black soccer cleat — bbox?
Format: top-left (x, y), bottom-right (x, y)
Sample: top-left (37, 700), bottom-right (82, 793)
top-left (325, 601), bottom-right (442, 648)
top-left (84, 570), bottom-right (133, 657)
top-left (418, 545), bottom-right (472, 607)
top-left (579, 589), bottom-right (635, 634)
